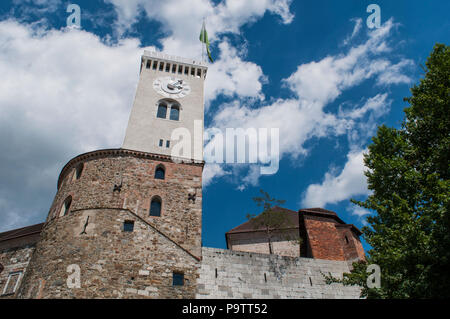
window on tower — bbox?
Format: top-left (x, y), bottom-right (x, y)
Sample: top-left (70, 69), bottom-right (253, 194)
top-left (157, 103), bottom-right (167, 118)
top-left (150, 196), bottom-right (162, 217)
top-left (170, 105), bottom-right (180, 121)
top-left (73, 163), bottom-right (84, 180)
top-left (59, 196), bottom-right (72, 217)
top-left (155, 165), bottom-right (165, 180)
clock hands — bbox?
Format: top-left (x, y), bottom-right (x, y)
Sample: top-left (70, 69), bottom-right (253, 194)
top-left (167, 79), bottom-right (183, 90)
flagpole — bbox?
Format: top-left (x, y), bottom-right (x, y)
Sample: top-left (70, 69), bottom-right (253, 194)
top-left (202, 17), bottom-right (205, 63)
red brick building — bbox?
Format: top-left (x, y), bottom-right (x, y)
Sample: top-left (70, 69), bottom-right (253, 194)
top-left (226, 207), bottom-right (365, 261)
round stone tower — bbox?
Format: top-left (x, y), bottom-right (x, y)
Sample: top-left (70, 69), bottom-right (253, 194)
top-left (17, 52), bottom-right (207, 299)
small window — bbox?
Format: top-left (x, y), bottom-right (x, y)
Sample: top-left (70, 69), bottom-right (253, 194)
top-left (159, 139), bottom-right (164, 147)
top-left (172, 64), bottom-right (177, 73)
top-left (2, 272), bottom-right (22, 295)
top-left (184, 67), bottom-right (189, 75)
top-left (165, 63), bottom-right (170, 72)
top-left (197, 69), bottom-right (201, 77)
top-left (159, 62), bottom-right (164, 71)
top-left (191, 68), bottom-right (195, 76)
top-left (123, 220), bottom-right (134, 232)
top-left (73, 163), bottom-right (83, 180)
top-left (173, 272), bottom-right (184, 286)
top-left (153, 61), bottom-right (158, 70)
top-left (178, 65), bottom-right (183, 74)
top-left (59, 196), bottom-right (72, 217)
top-left (155, 165), bottom-right (165, 180)
top-left (345, 235), bottom-right (349, 244)
top-left (166, 140), bottom-right (170, 148)
top-left (157, 104), bottom-right (167, 118)
top-left (169, 106), bottom-right (179, 121)
top-left (146, 60), bottom-right (151, 69)
top-left (0, 263), bottom-right (4, 274)
top-left (150, 197), bottom-right (162, 217)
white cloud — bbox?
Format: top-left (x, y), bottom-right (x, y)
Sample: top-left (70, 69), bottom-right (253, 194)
top-left (107, 0), bottom-right (294, 42)
top-left (205, 41), bottom-right (267, 105)
top-left (301, 149), bottom-right (370, 208)
top-left (0, 20), bottom-right (153, 231)
top-left (283, 19), bottom-right (411, 105)
top-left (342, 18), bottom-right (362, 46)
top-left (204, 19), bottom-right (411, 187)
top-left (202, 164), bottom-right (230, 187)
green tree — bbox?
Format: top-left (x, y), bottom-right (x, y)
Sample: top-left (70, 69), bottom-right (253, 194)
top-left (246, 190), bottom-right (300, 254)
top-left (325, 43), bottom-right (450, 298)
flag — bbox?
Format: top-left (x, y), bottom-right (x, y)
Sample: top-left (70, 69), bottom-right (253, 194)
top-left (199, 21), bottom-right (213, 63)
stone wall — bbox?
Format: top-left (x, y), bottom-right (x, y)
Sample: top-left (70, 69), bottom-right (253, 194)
top-left (227, 230), bottom-right (300, 258)
top-left (0, 245), bottom-right (36, 298)
top-left (196, 248), bottom-right (361, 299)
top-left (17, 209), bottom-right (200, 299)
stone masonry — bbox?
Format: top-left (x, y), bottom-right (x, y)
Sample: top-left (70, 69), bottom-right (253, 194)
top-left (196, 248), bottom-right (361, 299)
top-left (15, 149), bottom-right (203, 299)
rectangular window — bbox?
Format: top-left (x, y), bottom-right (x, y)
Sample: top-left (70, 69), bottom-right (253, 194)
top-left (191, 68), bottom-right (195, 76)
top-left (166, 140), bottom-right (170, 148)
top-left (159, 139), bottom-right (164, 147)
top-left (159, 62), bottom-right (164, 71)
top-left (123, 220), bottom-right (134, 232)
top-left (146, 60), bottom-right (151, 69)
top-left (178, 65), bottom-right (183, 74)
top-left (153, 61), bottom-right (158, 70)
top-left (197, 68), bottom-right (201, 77)
top-left (165, 63), bottom-right (170, 72)
top-left (184, 67), bottom-right (189, 75)
top-left (172, 64), bottom-right (177, 73)
top-left (172, 272), bottom-right (184, 286)
top-left (2, 272), bottom-right (22, 295)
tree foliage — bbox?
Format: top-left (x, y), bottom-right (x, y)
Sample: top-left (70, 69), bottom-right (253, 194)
top-left (327, 43), bottom-right (450, 298)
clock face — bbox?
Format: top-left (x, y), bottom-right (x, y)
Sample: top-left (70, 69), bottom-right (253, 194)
top-left (153, 76), bottom-right (191, 98)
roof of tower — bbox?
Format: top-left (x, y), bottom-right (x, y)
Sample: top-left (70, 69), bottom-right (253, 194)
top-left (225, 206), bottom-right (299, 235)
top-left (143, 50), bottom-right (208, 69)
top-left (225, 206), bottom-right (362, 236)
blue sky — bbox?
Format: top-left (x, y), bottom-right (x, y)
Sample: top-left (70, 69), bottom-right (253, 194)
top-left (0, 1), bottom-right (448, 253)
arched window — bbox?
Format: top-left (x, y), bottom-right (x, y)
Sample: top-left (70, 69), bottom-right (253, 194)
top-left (170, 105), bottom-right (180, 121)
top-left (73, 163), bottom-right (84, 180)
top-left (155, 165), bottom-right (165, 180)
top-left (59, 196), bottom-right (72, 217)
top-left (157, 99), bottom-right (180, 121)
top-left (157, 103), bottom-right (167, 118)
top-left (149, 196), bottom-right (162, 217)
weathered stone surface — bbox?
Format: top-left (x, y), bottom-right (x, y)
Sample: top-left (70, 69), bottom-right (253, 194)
top-left (16, 150), bottom-right (203, 299)
top-left (196, 248), bottom-right (361, 299)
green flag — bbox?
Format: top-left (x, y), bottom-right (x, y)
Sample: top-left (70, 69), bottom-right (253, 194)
top-left (199, 21), bottom-right (213, 63)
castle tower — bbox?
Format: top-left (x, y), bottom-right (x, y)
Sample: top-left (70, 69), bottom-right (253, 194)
top-left (17, 52), bottom-right (207, 299)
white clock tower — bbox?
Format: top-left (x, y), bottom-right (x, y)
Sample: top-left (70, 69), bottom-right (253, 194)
top-left (123, 51), bottom-right (207, 162)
